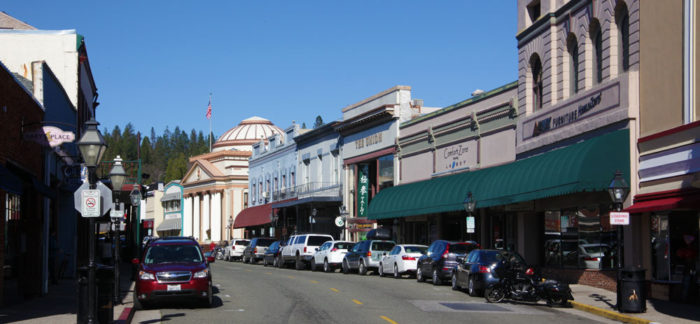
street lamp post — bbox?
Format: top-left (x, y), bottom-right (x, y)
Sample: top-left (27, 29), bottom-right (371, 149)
top-left (608, 170), bottom-right (630, 311)
top-left (463, 192), bottom-right (476, 241)
top-left (76, 119), bottom-right (107, 324)
top-left (310, 208), bottom-right (317, 233)
top-left (109, 156), bottom-right (126, 305)
top-left (129, 188), bottom-right (142, 257)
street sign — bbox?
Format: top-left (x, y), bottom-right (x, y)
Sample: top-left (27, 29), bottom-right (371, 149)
top-left (466, 216), bottom-right (475, 233)
top-left (74, 181), bottom-right (113, 216)
top-left (81, 190), bottom-right (101, 217)
top-left (610, 211), bottom-right (630, 225)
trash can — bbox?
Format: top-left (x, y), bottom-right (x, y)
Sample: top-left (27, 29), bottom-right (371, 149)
top-left (617, 267), bottom-right (646, 313)
top-left (76, 266), bottom-right (89, 323)
top-left (96, 264), bottom-right (115, 324)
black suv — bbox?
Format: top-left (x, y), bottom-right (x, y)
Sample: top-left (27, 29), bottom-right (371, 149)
top-left (416, 240), bottom-right (479, 285)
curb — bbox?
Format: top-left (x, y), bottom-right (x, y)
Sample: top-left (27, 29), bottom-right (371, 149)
top-left (115, 306), bottom-right (134, 324)
top-left (570, 301), bottom-right (650, 324)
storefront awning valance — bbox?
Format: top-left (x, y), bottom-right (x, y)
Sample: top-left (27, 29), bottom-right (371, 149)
top-left (156, 218), bottom-right (182, 232)
top-left (0, 164), bottom-right (23, 194)
top-left (368, 129), bottom-right (629, 220)
top-left (233, 204), bottom-right (272, 229)
top-left (625, 189), bottom-right (700, 214)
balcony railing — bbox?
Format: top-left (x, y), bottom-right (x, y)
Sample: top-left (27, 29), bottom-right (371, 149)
top-left (270, 182), bottom-right (342, 202)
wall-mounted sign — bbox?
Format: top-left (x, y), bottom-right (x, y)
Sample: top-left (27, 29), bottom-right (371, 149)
top-left (522, 83), bottom-right (620, 140)
top-left (357, 164), bottom-right (369, 218)
top-left (435, 141), bottom-right (477, 173)
top-left (610, 211), bottom-right (630, 225)
top-left (23, 126), bottom-right (75, 147)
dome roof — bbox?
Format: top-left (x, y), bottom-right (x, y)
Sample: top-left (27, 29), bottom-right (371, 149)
top-left (213, 116), bottom-right (283, 151)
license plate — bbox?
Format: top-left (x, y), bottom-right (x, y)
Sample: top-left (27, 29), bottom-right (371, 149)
top-left (167, 284), bottom-right (181, 291)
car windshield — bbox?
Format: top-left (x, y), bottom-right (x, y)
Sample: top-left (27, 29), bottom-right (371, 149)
top-left (308, 236), bottom-right (332, 246)
top-left (449, 243), bottom-right (478, 255)
top-left (371, 242), bottom-right (395, 251)
top-left (145, 245), bottom-right (202, 264)
top-left (334, 242), bottom-right (353, 250)
top-left (404, 246), bottom-right (427, 254)
top-left (481, 251), bottom-right (526, 265)
top-left (256, 238), bottom-right (275, 246)
top-left (235, 240), bottom-right (250, 246)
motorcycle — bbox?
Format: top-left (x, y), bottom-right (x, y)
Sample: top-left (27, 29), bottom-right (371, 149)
top-left (484, 255), bottom-right (573, 306)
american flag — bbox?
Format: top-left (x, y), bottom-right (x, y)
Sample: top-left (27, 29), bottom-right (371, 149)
top-left (206, 99), bottom-right (212, 120)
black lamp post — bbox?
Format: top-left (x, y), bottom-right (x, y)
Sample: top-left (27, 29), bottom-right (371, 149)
top-left (109, 155), bottom-right (126, 305)
top-left (76, 118), bottom-right (107, 324)
top-left (129, 188), bottom-right (142, 257)
top-left (463, 192), bottom-right (476, 241)
top-left (608, 170), bottom-right (630, 269)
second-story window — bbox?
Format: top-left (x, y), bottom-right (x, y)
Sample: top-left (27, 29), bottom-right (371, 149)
top-left (531, 54), bottom-right (543, 111)
top-left (591, 19), bottom-right (603, 84)
top-left (568, 34), bottom-right (580, 96)
top-left (527, 0), bottom-right (541, 25)
top-left (616, 3), bottom-right (630, 72)
top-left (244, 192), bottom-right (248, 209)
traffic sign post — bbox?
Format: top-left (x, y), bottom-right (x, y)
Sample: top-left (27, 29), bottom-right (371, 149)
top-left (81, 190), bottom-right (101, 217)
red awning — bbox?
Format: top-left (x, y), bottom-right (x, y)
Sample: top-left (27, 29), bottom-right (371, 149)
top-left (233, 204), bottom-right (272, 228)
top-left (625, 189), bottom-right (700, 214)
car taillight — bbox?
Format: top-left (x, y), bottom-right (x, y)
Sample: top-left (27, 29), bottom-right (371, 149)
top-left (442, 245), bottom-right (450, 258)
top-left (584, 257), bottom-right (600, 261)
top-left (254, 248), bottom-right (258, 254)
top-left (304, 247), bottom-right (307, 253)
top-left (367, 251), bottom-right (372, 257)
top-left (478, 265), bottom-right (491, 273)
top-left (402, 256), bottom-right (416, 261)
top-left (232, 245), bottom-right (236, 250)
top-left (331, 248), bottom-right (338, 252)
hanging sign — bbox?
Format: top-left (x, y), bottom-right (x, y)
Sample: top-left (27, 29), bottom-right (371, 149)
top-left (357, 164), bottom-right (369, 218)
top-left (466, 216), bottom-right (475, 233)
top-left (609, 212), bottom-right (630, 225)
top-left (23, 126), bottom-right (75, 147)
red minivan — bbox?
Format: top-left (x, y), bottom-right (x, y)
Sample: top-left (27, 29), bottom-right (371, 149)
top-left (132, 237), bottom-right (214, 309)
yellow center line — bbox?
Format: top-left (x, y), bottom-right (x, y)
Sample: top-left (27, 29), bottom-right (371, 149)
top-left (265, 272), bottom-right (272, 275)
top-left (330, 288), bottom-right (339, 292)
top-left (380, 315), bottom-right (398, 324)
top-left (310, 280), bottom-right (319, 284)
top-left (246, 269), bottom-right (252, 272)
top-left (352, 299), bottom-right (363, 305)
top-left (287, 275), bottom-right (295, 279)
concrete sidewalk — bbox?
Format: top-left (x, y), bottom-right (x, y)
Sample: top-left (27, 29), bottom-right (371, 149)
top-left (568, 284), bottom-right (700, 324)
top-left (0, 261), bottom-right (135, 324)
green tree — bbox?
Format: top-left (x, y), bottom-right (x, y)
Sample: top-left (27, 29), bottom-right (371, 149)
top-left (164, 152), bottom-right (188, 183)
top-left (313, 115), bottom-right (324, 128)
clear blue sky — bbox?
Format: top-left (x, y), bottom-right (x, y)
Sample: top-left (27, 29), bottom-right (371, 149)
top-left (5, 1), bottom-right (517, 138)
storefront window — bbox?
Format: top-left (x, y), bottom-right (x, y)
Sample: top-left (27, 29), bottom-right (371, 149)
top-left (377, 155), bottom-right (394, 191)
top-left (544, 206), bottom-right (616, 269)
top-left (651, 212), bottom-right (699, 282)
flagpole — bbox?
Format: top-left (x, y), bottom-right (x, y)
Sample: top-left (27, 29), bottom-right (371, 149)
top-left (209, 92), bottom-right (212, 153)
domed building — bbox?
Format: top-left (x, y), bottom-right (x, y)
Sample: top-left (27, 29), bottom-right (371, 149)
top-left (181, 117), bottom-right (282, 242)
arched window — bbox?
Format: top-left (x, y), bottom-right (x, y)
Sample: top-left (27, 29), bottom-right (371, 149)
top-left (616, 3), bottom-right (630, 72)
top-left (590, 19), bottom-right (603, 84)
top-left (530, 55), bottom-right (543, 110)
top-left (567, 34), bottom-right (580, 95)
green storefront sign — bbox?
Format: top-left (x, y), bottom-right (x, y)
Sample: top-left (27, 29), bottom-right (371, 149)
top-left (357, 164), bottom-right (369, 218)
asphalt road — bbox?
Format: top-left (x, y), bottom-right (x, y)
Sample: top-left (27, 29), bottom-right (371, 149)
top-left (136, 260), bottom-right (616, 324)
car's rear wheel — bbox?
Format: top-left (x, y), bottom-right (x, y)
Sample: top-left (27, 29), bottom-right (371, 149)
top-left (378, 263), bottom-right (384, 277)
top-left (310, 259), bottom-right (317, 271)
top-left (342, 259), bottom-right (350, 274)
top-left (393, 264), bottom-right (400, 279)
top-left (295, 255), bottom-right (304, 270)
top-left (451, 272), bottom-right (459, 290)
top-left (468, 276), bottom-right (478, 297)
top-left (432, 268), bottom-right (441, 285)
top-left (323, 259), bottom-right (330, 273)
top-left (416, 267), bottom-right (425, 282)
top-left (358, 260), bottom-right (367, 275)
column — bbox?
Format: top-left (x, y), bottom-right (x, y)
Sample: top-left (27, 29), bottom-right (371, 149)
top-left (183, 196), bottom-right (193, 237)
top-left (211, 191), bottom-right (222, 242)
top-left (193, 195), bottom-right (200, 240)
top-left (203, 193), bottom-right (211, 241)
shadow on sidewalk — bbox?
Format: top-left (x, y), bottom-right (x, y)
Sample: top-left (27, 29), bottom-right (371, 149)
top-left (0, 261), bottom-right (133, 323)
top-left (648, 299), bottom-right (700, 322)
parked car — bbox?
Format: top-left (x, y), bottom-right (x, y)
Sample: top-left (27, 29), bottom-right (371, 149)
top-left (275, 237), bottom-right (292, 268)
top-left (578, 243), bottom-right (610, 269)
top-left (378, 244), bottom-right (428, 278)
top-left (242, 238), bottom-right (277, 264)
top-left (281, 234), bottom-right (334, 270)
top-left (417, 240), bottom-right (479, 285)
top-left (310, 241), bottom-right (355, 272)
top-left (262, 240), bottom-right (282, 267)
top-left (224, 239), bottom-right (250, 261)
top-left (451, 249), bottom-right (525, 296)
top-left (132, 237), bottom-right (214, 309)
top-left (342, 239), bottom-right (396, 275)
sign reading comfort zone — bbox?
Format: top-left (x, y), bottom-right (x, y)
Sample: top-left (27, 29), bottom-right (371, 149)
top-left (435, 140), bottom-right (477, 173)
top-left (522, 83), bottom-right (620, 140)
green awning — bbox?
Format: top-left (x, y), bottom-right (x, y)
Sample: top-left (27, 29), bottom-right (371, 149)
top-left (367, 129), bottom-right (630, 220)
